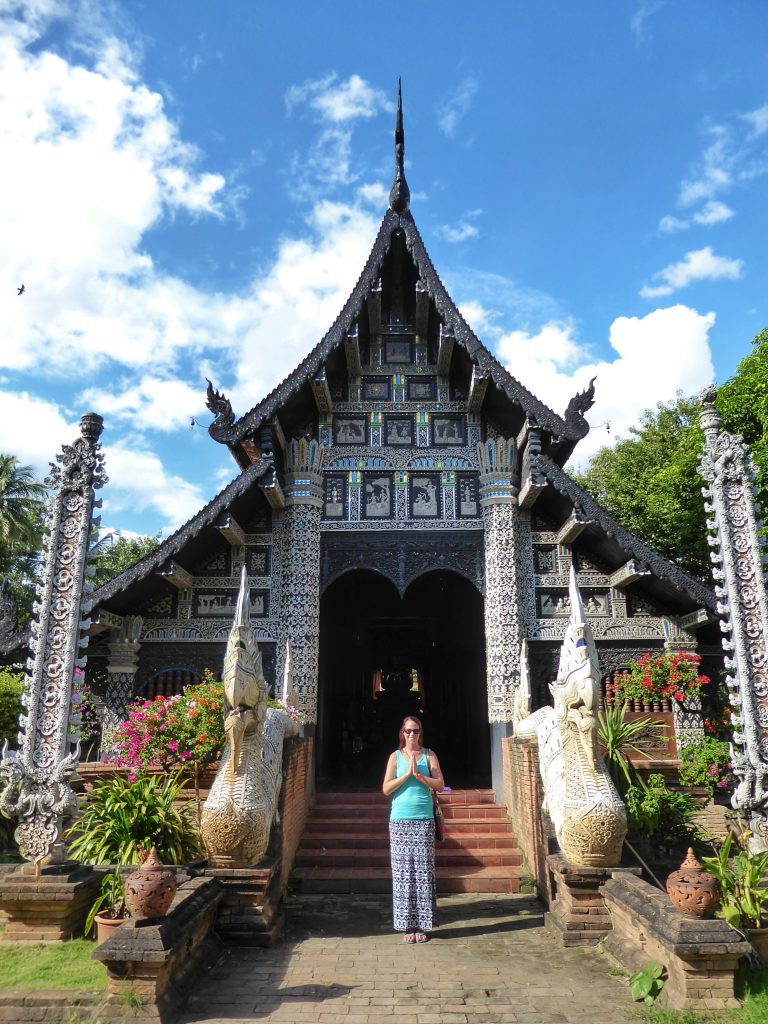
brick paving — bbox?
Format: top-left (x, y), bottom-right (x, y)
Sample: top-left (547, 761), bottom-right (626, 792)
top-left (183, 893), bottom-right (637, 1024)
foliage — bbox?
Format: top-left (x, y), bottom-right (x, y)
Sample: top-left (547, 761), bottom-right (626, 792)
top-left (715, 326), bottom-right (768, 507)
top-left (573, 393), bottom-right (709, 578)
top-left (66, 772), bottom-right (200, 867)
top-left (0, 938), bottom-right (108, 990)
top-left (0, 455), bottom-right (46, 626)
top-left (624, 774), bottom-right (697, 842)
top-left (597, 703), bottom-right (663, 797)
top-left (679, 735), bottom-right (735, 795)
top-left (71, 668), bottom-right (100, 748)
top-left (0, 667), bottom-right (24, 747)
top-left (608, 651), bottom-right (709, 705)
top-left (111, 672), bottom-right (225, 774)
top-left (85, 869), bottom-right (126, 933)
top-left (700, 831), bottom-right (768, 929)
top-left (91, 533), bottom-right (161, 590)
top-left (629, 960), bottom-right (665, 1005)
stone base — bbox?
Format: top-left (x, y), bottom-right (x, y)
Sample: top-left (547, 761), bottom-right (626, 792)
top-left (603, 872), bottom-right (751, 1011)
top-left (199, 859), bottom-right (282, 946)
top-left (93, 876), bottom-right (224, 1022)
top-left (544, 853), bottom-right (640, 947)
top-left (0, 861), bottom-right (101, 942)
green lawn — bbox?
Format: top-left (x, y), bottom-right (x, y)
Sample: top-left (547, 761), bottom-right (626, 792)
top-left (0, 937), bottom-right (107, 991)
top-left (635, 965), bottom-right (768, 1024)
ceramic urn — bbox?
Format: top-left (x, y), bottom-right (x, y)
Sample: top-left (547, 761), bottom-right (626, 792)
top-left (665, 848), bottom-right (719, 919)
top-left (124, 846), bottom-right (178, 921)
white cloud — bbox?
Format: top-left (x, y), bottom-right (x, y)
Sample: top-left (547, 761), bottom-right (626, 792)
top-left (494, 306), bottom-right (716, 468)
top-left (640, 246), bottom-right (743, 298)
top-left (630, 2), bottom-right (665, 43)
top-left (437, 77), bottom-right (479, 138)
top-left (102, 442), bottom-right (206, 533)
top-left (78, 376), bottom-right (209, 432)
top-left (659, 214), bottom-right (689, 233)
top-left (741, 104), bottom-right (768, 138)
top-left (0, 390), bottom-right (78, 478)
top-left (435, 221), bottom-right (479, 243)
top-left (286, 73), bottom-right (391, 123)
top-left (692, 200), bottom-right (734, 225)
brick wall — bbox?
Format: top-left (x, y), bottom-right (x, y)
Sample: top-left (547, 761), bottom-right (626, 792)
top-left (277, 735), bottom-right (313, 892)
top-left (501, 735), bottom-right (555, 903)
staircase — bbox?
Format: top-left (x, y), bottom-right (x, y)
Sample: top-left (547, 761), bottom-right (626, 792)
top-left (293, 789), bottom-right (524, 894)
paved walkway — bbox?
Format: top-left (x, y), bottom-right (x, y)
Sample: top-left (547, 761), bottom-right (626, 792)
top-left (183, 894), bottom-right (637, 1024)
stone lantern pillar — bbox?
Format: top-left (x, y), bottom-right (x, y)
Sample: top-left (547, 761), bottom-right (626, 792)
top-left (699, 386), bottom-right (768, 852)
top-left (279, 438), bottom-right (324, 722)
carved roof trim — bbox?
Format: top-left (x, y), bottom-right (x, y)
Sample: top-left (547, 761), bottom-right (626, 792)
top-left (222, 209), bottom-right (587, 452)
top-left (82, 456), bottom-right (273, 613)
top-left (536, 454), bottom-right (717, 612)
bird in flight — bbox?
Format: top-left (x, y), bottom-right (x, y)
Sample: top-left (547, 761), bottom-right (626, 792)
top-left (17, 284), bottom-right (25, 295)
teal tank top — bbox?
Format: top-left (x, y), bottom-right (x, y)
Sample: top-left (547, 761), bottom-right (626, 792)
top-left (390, 750), bottom-right (433, 821)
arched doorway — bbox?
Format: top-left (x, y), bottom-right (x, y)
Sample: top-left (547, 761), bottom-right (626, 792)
top-left (317, 568), bottom-right (489, 789)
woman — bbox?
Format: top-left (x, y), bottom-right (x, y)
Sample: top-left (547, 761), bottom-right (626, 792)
top-left (382, 715), bottom-right (444, 943)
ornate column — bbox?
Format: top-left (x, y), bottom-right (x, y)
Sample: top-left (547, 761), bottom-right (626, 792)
top-left (699, 386), bottom-right (768, 852)
top-left (100, 616), bottom-right (142, 757)
top-left (0, 414), bottom-right (106, 864)
top-left (479, 437), bottom-right (524, 723)
top-left (279, 438), bottom-right (324, 722)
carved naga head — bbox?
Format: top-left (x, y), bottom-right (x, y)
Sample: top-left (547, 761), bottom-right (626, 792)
top-left (550, 566), bottom-right (601, 732)
top-left (223, 566), bottom-right (267, 718)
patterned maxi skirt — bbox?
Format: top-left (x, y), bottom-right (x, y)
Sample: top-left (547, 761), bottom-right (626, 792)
top-left (389, 818), bottom-right (435, 932)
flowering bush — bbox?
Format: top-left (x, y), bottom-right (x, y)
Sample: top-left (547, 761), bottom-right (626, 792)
top-left (679, 735), bottom-right (735, 794)
top-left (267, 697), bottom-right (306, 725)
top-left (111, 669), bottom-right (304, 776)
top-left (607, 651), bottom-right (709, 705)
top-left (72, 669), bottom-right (100, 746)
top-left (112, 670), bottom-right (225, 776)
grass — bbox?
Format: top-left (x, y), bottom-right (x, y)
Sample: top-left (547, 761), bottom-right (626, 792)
top-left (0, 938), bottom-right (107, 991)
top-left (631, 964), bottom-right (768, 1024)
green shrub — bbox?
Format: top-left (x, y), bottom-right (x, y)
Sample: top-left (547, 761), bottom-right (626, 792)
top-left (65, 772), bottom-right (201, 866)
top-left (0, 669), bottom-right (24, 748)
top-left (679, 735), bottom-right (735, 795)
top-left (624, 773), bottom-right (697, 842)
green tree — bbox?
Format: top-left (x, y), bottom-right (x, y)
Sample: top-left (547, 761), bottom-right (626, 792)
top-left (91, 534), bottom-right (161, 590)
top-left (715, 326), bottom-right (768, 504)
top-left (0, 456), bottom-right (46, 625)
top-left (573, 393), bottom-right (709, 578)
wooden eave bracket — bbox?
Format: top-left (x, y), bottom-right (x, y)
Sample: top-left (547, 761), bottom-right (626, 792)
top-left (88, 607), bottom-right (124, 636)
top-left (259, 471), bottom-right (286, 509)
top-left (215, 512), bottom-right (246, 548)
top-left (415, 280), bottom-right (429, 335)
top-left (344, 325), bottom-right (362, 376)
top-left (609, 559), bottom-right (651, 589)
top-left (519, 475), bottom-right (547, 509)
top-left (436, 324), bottom-right (454, 376)
top-left (678, 607), bottom-right (717, 632)
top-left (368, 278), bottom-right (383, 334)
top-left (467, 364), bottom-right (489, 414)
top-left (270, 416), bottom-right (286, 452)
top-left (556, 509), bottom-right (594, 546)
top-left (311, 366), bottom-right (333, 414)
top-left (157, 560), bottom-right (193, 590)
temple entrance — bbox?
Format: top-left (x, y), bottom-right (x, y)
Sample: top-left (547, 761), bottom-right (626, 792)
top-left (316, 568), bottom-right (489, 789)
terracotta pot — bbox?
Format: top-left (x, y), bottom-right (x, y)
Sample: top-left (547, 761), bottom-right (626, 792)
top-left (666, 848), bottom-right (719, 919)
top-left (748, 926), bottom-right (768, 964)
top-left (95, 912), bottom-right (126, 945)
top-left (123, 847), bottom-right (178, 921)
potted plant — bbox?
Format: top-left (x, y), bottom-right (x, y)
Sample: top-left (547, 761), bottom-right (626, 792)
top-left (678, 735), bottom-right (735, 799)
top-left (608, 651), bottom-right (710, 710)
top-left (86, 868), bottom-right (127, 944)
top-left (700, 831), bottom-right (768, 962)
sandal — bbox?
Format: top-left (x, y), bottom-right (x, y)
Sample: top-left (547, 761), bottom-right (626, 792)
top-left (403, 932), bottom-right (416, 943)
top-left (414, 931), bottom-right (429, 942)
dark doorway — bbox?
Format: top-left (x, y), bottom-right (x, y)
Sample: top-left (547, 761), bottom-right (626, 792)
top-left (317, 569), bottom-right (490, 789)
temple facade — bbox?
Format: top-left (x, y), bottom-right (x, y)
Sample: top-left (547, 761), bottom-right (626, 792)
top-left (83, 94), bottom-right (720, 794)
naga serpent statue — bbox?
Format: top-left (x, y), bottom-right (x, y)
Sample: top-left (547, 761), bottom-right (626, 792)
top-left (200, 567), bottom-right (299, 867)
top-left (515, 566), bottom-right (626, 867)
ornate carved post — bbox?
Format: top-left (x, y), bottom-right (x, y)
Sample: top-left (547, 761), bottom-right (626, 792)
top-left (0, 414), bottom-right (106, 864)
top-left (279, 438), bottom-right (323, 722)
top-left (699, 386), bottom-right (768, 851)
top-left (101, 616), bottom-right (142, 757)
top-left (479, 437), bottom-right (528, 796)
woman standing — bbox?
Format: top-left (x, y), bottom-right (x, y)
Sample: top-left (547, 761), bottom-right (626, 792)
top-left (382, 715), bottom-right (444, 942)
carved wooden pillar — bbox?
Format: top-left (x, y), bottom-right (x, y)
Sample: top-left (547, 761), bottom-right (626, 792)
top-left (699, 386), bottom-right (768, 852)
top-left (279, 438), bottom-right (324, 723)
top-left (101, 617), bottom-right (142, 757)
top-left (0, 414), bottom-right (106, 864)
top-left (479, 437), bottom-right (525, 724)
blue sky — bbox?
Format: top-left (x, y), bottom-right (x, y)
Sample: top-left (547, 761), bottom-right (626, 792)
top-left (1, 0), bottom-right (767, 538)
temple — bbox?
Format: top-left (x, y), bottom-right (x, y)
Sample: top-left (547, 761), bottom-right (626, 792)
top-left (82, 88), bottom-right (720, 795)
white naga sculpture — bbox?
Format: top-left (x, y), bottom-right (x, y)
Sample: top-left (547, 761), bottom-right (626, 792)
top-left (201, 567), bottom-right (299, 867)
top-left (515, 567), bottom-right (627, 867)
